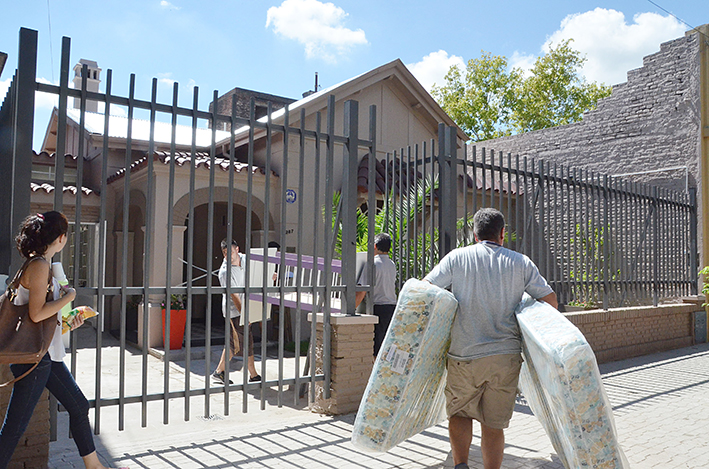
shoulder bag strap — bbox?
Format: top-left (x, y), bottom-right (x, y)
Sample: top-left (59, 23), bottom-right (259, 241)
top-left (0, 362), bottom-right (41, 388)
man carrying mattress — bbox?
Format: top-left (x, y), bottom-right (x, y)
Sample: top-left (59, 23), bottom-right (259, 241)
top-left (424, 208), bottom-right (557, 469)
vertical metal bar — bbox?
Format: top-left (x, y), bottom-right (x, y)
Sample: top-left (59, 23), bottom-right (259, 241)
top-left (93, 67), bottom-right (111, 435)
top-left (341, 100), bottom-right (359, 315)
top-left (323, 95), bottom-right (335, 399)
top-left (462, 145), bottom-right (469, 247)
top-left (223, 92), bottom-right (236, 415)
top-left (258, 102), bottom-right (274, 408)
top-left (278, 105), bottom-right (290, 405)
top-left (243, 97), bottom-right (256, 414)
top-left (185, 86), bottom-right (199, 420)
top-left (409, 143), bottom-right (418, 278)
top-left (603, 175), bottom-right (610, 310)
top-left (140, 78), bottom-right (158, 428)
top-left (163, 81), bottom-right (179, 424)
top-left (309, 111), bottom-right (321, 402)
top-left (506, 154), bottom-right (512, 248)
top-left (515, 154), bottom-right (520, 253)
top-left (421, 144), bottom-right (427, 274)
top-left (294, 107), bottom-right (307, 405)
top-left (53, 36), bottom-right (70, 212)
top-left (472, 146), bottom-right (478, 219)
top-left (522, 157), bottom-right (528, 256)
top-left (481, 148), bottom-right (486, 210)
top-left (538, 161), bottom-right (545, 277)
top-left (70, 63), bottom-right (88, 378)
top-left (9, 28), bottom-right (37, 275)
top-left (689, 188), bottom-right (698, 295)
top-left (397, 149), bottom-right (403, 286)
top-left (368, 105), bottom-right (377, 304)
top-left (405, 145), bottom-right (412, 279)
top-left (118, 74), bottom-right (135, 431)
top-left (429, 139), bottom-right (435, 267)
top-left (653, 186), bottom-right (659, 305)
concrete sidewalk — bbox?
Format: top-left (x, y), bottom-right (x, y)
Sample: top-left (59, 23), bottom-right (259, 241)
top-left (49, 342), bottom-right (709, 469)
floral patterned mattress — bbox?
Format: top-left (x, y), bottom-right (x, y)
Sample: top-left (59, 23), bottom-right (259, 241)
top-left (516, 295), bottom-right (629, 468)
top-left (351, 278), bottom-right (458, 452)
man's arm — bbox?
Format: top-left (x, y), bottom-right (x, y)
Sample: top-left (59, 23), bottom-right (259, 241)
top-left (537, 291), bottom-right (558, 309)
top-left (355, 290), bottom-right (366, 308)
top-left (230, 293), bottom-right (242, 313)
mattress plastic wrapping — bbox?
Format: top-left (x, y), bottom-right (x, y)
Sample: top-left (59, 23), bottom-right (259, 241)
top-left (516, 295), bottom-right (629, 468)
top-left (351, 279), bottom-right (458, 452)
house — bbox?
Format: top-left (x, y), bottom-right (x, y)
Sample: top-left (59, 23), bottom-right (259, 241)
top-left (36, 58), bottom-right (467, 348)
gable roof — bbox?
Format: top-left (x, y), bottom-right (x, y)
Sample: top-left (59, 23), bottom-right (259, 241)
top-left (219, 59), bottom-right (467, 148)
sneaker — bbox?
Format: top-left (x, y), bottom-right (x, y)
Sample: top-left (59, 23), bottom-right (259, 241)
top-left (249, 374), bottom-right (261, 382)
top-left (212, 371), bottom-right (233, 385)
top-left (454, 464), bottom-right (469, 469)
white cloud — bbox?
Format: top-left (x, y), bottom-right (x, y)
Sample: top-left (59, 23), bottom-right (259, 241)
top-left (406, 50), bottom-right (465, 92)
top-left (509, 51), bottom-right (535, 78)
top-left (35, 77), bottom-right (59, 110)
top-left (543, 8), bottom-right (685, 86)
top-left (0, 78), bottom-right (10, 101)
top-left (160, 1), bottom-right (180, 9)
top-left (266, 0), bottom-right (367, 62)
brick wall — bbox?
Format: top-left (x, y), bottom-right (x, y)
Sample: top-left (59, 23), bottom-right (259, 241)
top-left (565, 303), bottom-right (700, 363)
top-left (474, 29), bottom-right (704, 260)
top-left (308, 314), bottom-right (377, 415)
top-left (0, 365), bottom-right (50, 469)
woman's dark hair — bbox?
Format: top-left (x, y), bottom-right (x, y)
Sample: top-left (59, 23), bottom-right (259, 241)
top-left (15, 211), bottom-right (69, 258)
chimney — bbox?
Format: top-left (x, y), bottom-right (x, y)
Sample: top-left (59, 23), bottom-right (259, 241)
top-left (72, 59), bottom-right (101, 113)
top-left (302, 72), bottom-right (319, 98)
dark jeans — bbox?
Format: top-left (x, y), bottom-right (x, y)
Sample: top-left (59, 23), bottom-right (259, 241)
top-left (0, 354), bottom-right (95, 468)
top-left (374, 304), bottom-right (396, 356)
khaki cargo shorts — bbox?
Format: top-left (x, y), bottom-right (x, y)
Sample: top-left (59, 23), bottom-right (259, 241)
top-left (445, 353), bottom-right (523, 429)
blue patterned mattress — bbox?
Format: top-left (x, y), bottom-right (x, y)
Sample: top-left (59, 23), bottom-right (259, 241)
top-left (516, 295), bottom-right (629, 468)
top-left (351, 278), bottom-right (458, 452)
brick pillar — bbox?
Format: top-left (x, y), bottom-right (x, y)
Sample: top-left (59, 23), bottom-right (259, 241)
top-left (308, 313), bottom-right (378, 415)
top-left (0, 365), bottom-right (50, 469)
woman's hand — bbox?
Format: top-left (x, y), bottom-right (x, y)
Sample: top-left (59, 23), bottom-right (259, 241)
top-left (70, 311), bottom-right (85, 331)
top-left (60, 285), bottom-right (77, 302)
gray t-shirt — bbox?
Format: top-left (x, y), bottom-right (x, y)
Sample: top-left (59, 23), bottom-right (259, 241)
top-left (218, 253), bottom-right (245, 318)
top-left (358, 254), bottom-right (397, 305)
top-left (424, 241), bottom-right (553, 360)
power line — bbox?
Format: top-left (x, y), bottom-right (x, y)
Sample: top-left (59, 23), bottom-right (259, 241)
top-left (46, 0), bottom-right (55, 83)
top-left (645, 0), bottom-right (709, 43)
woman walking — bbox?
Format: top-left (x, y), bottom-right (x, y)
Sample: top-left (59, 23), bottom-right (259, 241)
top-left (0, 211), bottom-right (126, 469)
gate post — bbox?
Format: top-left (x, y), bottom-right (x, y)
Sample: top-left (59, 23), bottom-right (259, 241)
top-left (9, 28), bottom-right (37, 275)
top-left (342, 100), bottom-right (359, 315)
top-left (689, 187), bottom-right (698, 296)
top-left (438, 125), bottom-right (457, 257)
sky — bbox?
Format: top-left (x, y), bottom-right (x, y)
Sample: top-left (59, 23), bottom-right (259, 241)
top-left (1, 0), bottom-right (707, 149)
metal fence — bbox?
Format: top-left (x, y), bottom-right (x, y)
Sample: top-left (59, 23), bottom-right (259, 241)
top-left (369, 141), bottom-right (698, 309)
top-left (1, 28), bottom-right (382, 433)
top-left (1, 27), bottom-right (698, 437)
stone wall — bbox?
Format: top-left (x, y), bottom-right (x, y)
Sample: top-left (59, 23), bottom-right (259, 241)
top-left (0, 366), bottom-right (50, 469)
top-left (473, 29), bottom-right (704, 262)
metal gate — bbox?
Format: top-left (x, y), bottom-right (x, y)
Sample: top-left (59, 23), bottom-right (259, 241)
top-left (1, 27), bottom-right (698, 436)
top-left (1, 28), bottom-right (397, 433)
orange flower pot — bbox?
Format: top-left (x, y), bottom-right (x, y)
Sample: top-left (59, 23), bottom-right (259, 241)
top-left (162, 309), bottom-right (187, 350)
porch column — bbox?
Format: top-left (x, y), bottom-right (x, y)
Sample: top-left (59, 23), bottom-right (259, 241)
top-left (307, 312), bottom-right (378, 414)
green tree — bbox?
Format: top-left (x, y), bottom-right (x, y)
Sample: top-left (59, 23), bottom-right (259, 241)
top-left (431, 40), bottom-right (612, 141)
top-left (512, 40), bottom-right (612, 133)
top-left (431, 52), bottom-right (521, 141)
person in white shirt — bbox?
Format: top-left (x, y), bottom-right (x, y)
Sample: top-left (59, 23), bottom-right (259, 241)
top-left (212, 239), bottom-right (260, 385)
top-left (355, 233), bottom-right (398, 355)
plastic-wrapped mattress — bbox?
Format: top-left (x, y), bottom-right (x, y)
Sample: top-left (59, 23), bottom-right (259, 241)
top-left (516, 295), bottom-right (629, 468)
top-left (351, 278), bottom-right (458, 452)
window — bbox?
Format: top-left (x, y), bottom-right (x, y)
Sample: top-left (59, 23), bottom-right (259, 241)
top-left (31, 164), bottom-right (77, 185)
top-left (62, 223), bottom-right (96, 288)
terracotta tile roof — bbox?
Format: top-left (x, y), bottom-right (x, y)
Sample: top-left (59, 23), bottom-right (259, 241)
top-left (30, 182), bottom-right (97, 197)
top-left (107, 150), bottom-right (277, 184)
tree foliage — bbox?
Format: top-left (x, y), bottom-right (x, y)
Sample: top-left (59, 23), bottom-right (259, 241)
top-left (431, 40), bottom-right (613, 141)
